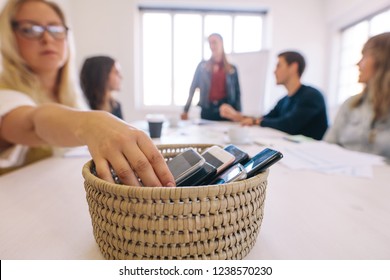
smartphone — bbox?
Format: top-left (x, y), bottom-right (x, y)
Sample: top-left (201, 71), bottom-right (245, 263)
top-left (211, 163), bottom-right (247, 185)
top-left (178, 162), bottom-right (217, 187)
top-left (167, 148), bottom-right (206, 185)
top-left (244, 148), bottom-right (283, 178)
top-left (223, 144), bottom-right (250, 165)
top-left (201, 145), bottom-right (235, 174)
top-left (90, 161), bottom-right (122, 184)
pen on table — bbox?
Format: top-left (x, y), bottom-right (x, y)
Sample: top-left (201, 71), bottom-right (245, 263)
top-left (282, 136), bottom-right (301, 143)
top-left (254, 140), bottom-right (273, 147)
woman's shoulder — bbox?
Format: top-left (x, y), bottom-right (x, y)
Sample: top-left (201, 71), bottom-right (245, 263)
top-left (226, 63), bottom-right (238, 75)
top-left (342, 94), bottom-right (363, 108)
top-left (0, 89), bottom-right (36, 115)
top-left (332, 94), bottom-right (364, 117)
top-left (0, 88), bottom-right (35, 102)
top-left (194, 60), bottom-right (206, 70)
top-left (229, 63), bottom-right (238, 70)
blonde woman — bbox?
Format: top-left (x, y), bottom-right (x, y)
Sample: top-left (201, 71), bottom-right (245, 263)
top-left (181, 33), bottom-right (241, 121)
top-left (325, 32), bottom-right (390, 158)
top-left (0, 0), bottom-right (174, 187)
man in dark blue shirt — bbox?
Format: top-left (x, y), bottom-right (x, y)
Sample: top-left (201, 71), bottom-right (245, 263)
top-left (220, 51), bottom-right (328, 140)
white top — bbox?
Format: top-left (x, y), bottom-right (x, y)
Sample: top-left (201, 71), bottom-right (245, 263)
top-left (0, 89), bottom-right (36, 168)
top-left (324, 95), bottom-right (390, 158)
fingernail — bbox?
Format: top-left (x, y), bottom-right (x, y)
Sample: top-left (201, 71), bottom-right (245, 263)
top-left (166, 182), bottom-right (176, 188)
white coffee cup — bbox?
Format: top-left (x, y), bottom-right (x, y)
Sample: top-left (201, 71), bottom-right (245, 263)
top-left (168, 116), bottom-right (180, 128)
top-left (227, 126), bottom-right (251, 144)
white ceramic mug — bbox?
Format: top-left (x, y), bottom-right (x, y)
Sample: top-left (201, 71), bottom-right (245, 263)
top-left (227, 126), bottom-right (250, 144)
top-left (168, 116), bottom-right (180, 128)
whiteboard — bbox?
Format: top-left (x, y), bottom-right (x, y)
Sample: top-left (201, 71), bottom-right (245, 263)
top-left (227, 50), bottom-right (270, 116)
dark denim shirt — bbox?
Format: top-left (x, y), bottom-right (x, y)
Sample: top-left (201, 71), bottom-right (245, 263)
top-left (184, 60), bottom-right (241, 113)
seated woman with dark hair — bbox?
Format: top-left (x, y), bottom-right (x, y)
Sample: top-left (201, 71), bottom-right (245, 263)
top-left (80, 55), bottom-right (123, 119)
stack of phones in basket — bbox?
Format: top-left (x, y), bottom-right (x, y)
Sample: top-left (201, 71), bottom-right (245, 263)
top-left (167, 144), bottom-right (283, 187)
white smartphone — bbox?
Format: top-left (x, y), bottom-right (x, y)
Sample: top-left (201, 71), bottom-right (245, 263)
top-left (167, 148), bottom-right (206, 185)
top-left (201, 145), bottom-right (235, 174)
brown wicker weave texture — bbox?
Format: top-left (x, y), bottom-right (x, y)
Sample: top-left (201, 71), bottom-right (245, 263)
top-left (82, 144), bottom-right (268, 260)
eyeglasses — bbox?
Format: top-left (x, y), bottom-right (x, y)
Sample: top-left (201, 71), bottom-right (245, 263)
top-left (12, 20), bottom-right (68, 40)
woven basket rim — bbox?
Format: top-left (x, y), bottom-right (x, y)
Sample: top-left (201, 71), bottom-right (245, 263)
top-left (82, 160), bottom-right (268, 193)
top-left (82, 144), bottom-right (269, 208)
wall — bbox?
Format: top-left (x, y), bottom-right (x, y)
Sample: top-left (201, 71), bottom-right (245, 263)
top-left (227, 51), bottom-right (270, 116)
top-left (325, 0), bottom-right (389, 26)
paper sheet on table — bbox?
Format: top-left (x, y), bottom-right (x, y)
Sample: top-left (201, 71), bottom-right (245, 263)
top-left (62, 146), bottom-right (91, 158)
top-left (279, 141), bottom-right (385, 178)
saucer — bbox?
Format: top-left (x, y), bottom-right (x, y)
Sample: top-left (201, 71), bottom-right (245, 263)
top-left (224, 135), bottom-right (252, 145)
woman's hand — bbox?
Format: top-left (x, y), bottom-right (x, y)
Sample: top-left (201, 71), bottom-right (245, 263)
top-left (78, 112), bottom-right (176, 187)
top-left (219, 103), bottom-right (242, 122)
top-left (240, 116), bottom-right (262, 126)
top-left (180, 112), bottom-right (189, 120)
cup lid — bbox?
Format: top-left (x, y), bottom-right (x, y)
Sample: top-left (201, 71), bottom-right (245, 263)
top-left (146, 114), bottom-right (165, 122)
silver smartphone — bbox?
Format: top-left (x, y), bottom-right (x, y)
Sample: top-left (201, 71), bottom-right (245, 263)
top-left (211, 163), bottom-right (247, 184)
top-left (167, 148), bottom-right (206, 185)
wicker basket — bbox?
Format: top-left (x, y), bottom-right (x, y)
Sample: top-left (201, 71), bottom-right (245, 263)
top-left (82, 144), bottom-right (268, 260)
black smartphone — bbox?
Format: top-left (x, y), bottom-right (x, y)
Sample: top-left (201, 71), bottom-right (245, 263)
top-left (178, 162), bottom-right (217, 187)
top-left (167, 148), bottom-right (206, 185)
top-left (244, 148), bottom-right (283, 178)
top-left (224, 144), bottom-right (250, 165)
top-left (211, 163), bottom-right (247, 185)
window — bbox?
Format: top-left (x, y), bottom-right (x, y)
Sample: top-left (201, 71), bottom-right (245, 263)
top-left (140, 7), bottom-right (266, 108)
top-left (337, 8), bottom-right (390, 105)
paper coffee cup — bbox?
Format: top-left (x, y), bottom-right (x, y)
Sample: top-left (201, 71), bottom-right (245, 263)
top-left (146, 114), bottom-right (165, 138)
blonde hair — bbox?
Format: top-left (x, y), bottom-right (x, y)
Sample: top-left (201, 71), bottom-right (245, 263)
top-left (0, 0), bottom-right (82, 108)
top-left (352, 32), bottom-right (390, 121)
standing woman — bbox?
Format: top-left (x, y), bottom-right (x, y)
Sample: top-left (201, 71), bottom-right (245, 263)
top-left (0, 0), bottom-right (174, 187)
top-left (181, 33), bottom-right (241, 121)
top-left (80, 56), bottom-right (123, 119)
top-left (324, 32), bottom-right (390, 158)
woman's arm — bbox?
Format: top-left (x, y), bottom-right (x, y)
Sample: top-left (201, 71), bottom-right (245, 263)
top-left (0, 103), bottom-right (175, 187)
top-left (183, 62), bottom-right (203, 115)
top-left (232, 66), bottom-right (242, 112)
top-left (219, 103), bottom-right (243, 122)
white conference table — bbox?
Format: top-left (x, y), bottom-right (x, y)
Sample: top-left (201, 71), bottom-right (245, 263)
top-left (1, 120), bottom-right (390, 260)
